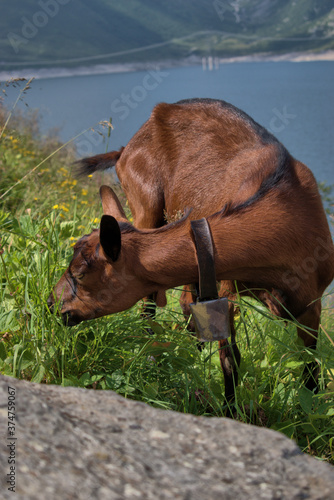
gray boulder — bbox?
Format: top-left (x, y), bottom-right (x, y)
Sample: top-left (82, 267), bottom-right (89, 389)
top-left (0, 374), bottom-right (333, 499)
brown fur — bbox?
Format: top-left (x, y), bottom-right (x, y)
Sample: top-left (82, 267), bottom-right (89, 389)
top-left (50, 98), bottom-right (334, 403)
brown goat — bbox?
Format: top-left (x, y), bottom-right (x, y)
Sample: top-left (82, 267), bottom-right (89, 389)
top-left (49, 98), bottom-right (334, 403)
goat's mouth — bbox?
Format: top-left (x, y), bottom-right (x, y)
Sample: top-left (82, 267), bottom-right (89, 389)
top-left (48, 296), bottom-right (82, 326)
top-left (48, 293), bottom-right (103, 326)
top-left (61, 308), bottom-right (105, 326)
top-left (61, 310), bottom-right (83, 327)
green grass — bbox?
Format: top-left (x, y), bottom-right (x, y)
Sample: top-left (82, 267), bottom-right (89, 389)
top-left (1, 81), bottom-right (334, 464)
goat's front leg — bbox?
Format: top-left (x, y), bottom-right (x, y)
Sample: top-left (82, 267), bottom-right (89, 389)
top-left (179, 284), bottom-right (205, 351)
top-left (140, 293), bottom-right (158, 336)
top-left (180, 284), bottom-right (197, 331)
top-left (142, 293), bottom-right (157, 318)
top-left (296, 300), bottom-right (321, 392)
top-left (182, 282), bottom-right (241, 411)
top-left (218, 302), bottom-right (241, 414)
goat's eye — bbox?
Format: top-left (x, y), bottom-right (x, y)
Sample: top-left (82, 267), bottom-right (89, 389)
top-left (76, 273), bottom-right (84, 280)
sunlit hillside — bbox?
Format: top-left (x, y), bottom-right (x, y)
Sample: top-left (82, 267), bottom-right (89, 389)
top-left (1, 0), bottom-right (334, 70)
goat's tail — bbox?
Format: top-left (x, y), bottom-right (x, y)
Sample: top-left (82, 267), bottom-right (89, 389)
top-left (75, 147), bottom-right (125, 177)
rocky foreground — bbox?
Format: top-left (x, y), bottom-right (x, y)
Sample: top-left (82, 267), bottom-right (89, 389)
top-left (1, 374), bottom-right (333, 499)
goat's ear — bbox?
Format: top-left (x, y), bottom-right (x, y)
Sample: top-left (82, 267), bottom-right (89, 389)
top-left (100, 215), bottom-right (121, 262)
top-left (100, 185), bottom-right (128, 222)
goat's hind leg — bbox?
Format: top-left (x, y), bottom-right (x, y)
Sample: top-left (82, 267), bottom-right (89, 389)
top-left (296, 300), bottom-right (322, 392)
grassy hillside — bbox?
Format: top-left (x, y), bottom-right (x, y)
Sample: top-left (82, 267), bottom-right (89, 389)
top-left (1, 0), bottom-right (334, 70)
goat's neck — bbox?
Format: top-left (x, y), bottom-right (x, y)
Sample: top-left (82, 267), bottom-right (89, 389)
top-left (125, 222), bottom-right (199, 290)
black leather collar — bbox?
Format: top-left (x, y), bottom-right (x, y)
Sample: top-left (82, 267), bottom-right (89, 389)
top-left (190, 218), bottom-right (218, 302)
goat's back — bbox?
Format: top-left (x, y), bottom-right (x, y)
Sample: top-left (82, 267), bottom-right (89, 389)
top-left (116, 99), bottom-right (315, 220)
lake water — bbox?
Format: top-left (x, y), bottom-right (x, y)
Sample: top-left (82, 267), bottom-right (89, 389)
top-left (3, 61), bottom-right (334, 185)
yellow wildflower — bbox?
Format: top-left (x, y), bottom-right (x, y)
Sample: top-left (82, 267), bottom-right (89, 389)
top-left (81, 189), bottom-right (88, 196)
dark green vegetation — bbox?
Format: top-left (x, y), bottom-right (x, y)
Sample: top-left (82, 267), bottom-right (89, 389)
top-left (1, 80), bottom-right (334, 463)
top-left (1, 0), bottom-right (334, 70)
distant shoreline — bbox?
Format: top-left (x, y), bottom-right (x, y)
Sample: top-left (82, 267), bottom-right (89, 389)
top-left (1, 50), bottom-right (334, 81)
top-left (219, 50), bottom-right (334, 63)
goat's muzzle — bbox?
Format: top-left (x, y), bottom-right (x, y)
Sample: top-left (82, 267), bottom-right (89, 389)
top-left (47, 292), bottom-right (82, 327)
top-left (61, 310), bottom-right (82, 327)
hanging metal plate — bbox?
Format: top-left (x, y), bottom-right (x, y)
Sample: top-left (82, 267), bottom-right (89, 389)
top-left (189, 297), bottom-right (230, 342)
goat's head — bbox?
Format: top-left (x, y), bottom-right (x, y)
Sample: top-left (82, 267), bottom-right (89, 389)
top-left (48, 186), bottom-right (154, 326)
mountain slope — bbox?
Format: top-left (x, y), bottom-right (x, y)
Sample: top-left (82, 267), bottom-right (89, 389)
top-left (1, 0), bottom-right (334, 69)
